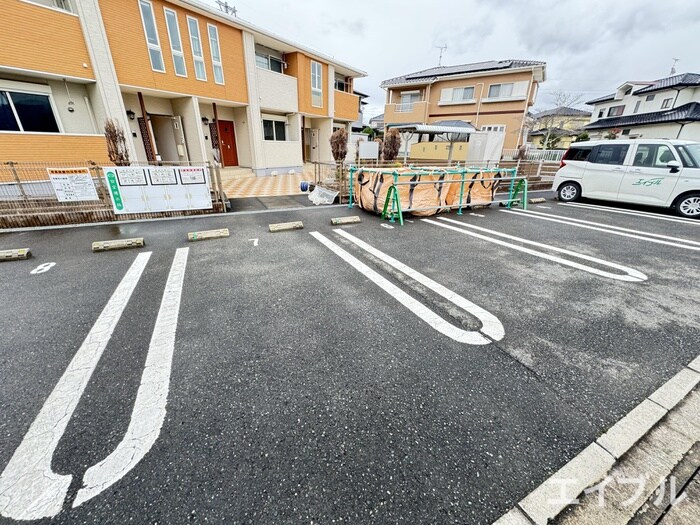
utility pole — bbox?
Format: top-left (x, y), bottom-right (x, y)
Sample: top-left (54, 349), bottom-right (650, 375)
top-left (216, 0), bottom-right (237, 16)
top-left (436, 45), bottom-right (447, 66)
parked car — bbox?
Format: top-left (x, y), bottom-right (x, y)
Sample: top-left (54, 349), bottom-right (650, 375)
top-left (552, 139), bottom-right (700, 218)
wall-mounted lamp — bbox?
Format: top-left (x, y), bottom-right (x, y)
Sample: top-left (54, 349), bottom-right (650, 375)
top-left (126, 109), bottom-right (136, 121)
top-left (201, 116), bottom-right (210, 125)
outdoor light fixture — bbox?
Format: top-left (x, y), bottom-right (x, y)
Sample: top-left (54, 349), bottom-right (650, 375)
top-left (201, 116), bottom-right (210, 125)
top-left (126, 109), bottom-right (136, 120)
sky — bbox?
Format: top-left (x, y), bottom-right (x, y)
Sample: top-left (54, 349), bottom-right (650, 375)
top-left (203, 0), bottom-right (700, 122)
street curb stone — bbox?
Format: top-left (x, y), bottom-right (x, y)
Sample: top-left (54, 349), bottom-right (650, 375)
top-left (648, 368), bottom-right (700, 410)
top-left (596, 399), bottom-right (668, 459)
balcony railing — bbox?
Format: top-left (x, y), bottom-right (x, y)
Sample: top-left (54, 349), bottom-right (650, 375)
top-left (395, 102), bottom-right (416, 113)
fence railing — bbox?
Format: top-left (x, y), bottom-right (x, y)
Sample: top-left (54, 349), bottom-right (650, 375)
top-left (0, 160), bottom-right (226, 229)
top-left (501, 149), bottom-right (566, 162)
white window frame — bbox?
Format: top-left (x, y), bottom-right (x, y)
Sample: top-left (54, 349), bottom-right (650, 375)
top-left (481, 125), bottom-right (505, 133)
top-left (20, 0), bottom-right (76, 15)
top-left (439, 86), bottom-right (476, 106)
top-left (163, 7), bottom-right (187, 77)
top-left (661, 97), bottom-right (673, 109)
top-left (138, 0), bottom-right (165, 73)
top-left (0, 85), bottom-right (64, 134)
top-left (186, 15), bottom-right (207, 81)
top-left (207, 23), bottom-right (224, 85)
top-left (484, 81), bottom-right (529, 102)
top-left (311, 60), bottom-right (323, 108)
top-left (255, 51), bottom-right (284, 73)
top-left (262, 115), bottom-right (288, 141)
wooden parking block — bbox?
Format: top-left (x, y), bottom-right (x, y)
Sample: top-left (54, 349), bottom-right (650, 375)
top-left (331, 216), bottom-right (361, 225)
top-left (269, 221), bottom-right (304, 232)
top-left (187, 228), bottom-right (230, 241)
top-left (92, 238), bottom-right (145, 252)
top-left (0, 248), bottom-right (31, 261)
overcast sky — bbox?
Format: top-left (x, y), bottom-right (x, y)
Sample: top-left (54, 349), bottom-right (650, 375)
top-left (204, 0), bottom-right (700, 122)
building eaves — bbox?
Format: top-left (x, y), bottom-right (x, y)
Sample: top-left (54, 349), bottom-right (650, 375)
top-left (380, 59), bottom-right (545, 88)
top-left (584, 102), bottom-right (700, 130)
top-left (633, 73), bottom-right (700, 95)
top-left (586, 93), bottom-right (616, 105)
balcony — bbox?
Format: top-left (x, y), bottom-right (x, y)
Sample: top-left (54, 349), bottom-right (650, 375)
top-left (334, 90), bottom-right (360, 121)
top-left (256, 68), bottom-right (298, 113)
top-left (384, 101), bottom-right (428, 124)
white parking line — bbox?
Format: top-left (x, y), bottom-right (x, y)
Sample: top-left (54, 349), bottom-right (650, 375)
top-left (559, 201), bottom-right (700, 225)
top-left (424, 217), bottom-right (647, 282)
top-left (333, 229), bottom-right (504, 341)
top-left (503, 209), bottom-right (700, 251)
top-left (310, 231), bottom-right (503, 345)
top-left (0, 252), bottom-right (152, 520)
top-left (74, 247), bottom-right (189, 507)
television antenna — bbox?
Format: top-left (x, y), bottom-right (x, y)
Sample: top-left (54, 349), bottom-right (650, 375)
top-left (436, 44), bottom-right (447, 66)
top-left (216, 1), bottom-right (237, 16)
top-left (670, 58), bottom-right (679, 76)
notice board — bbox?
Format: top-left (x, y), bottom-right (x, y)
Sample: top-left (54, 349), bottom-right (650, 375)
top-left (47, 168), bottom-right (99, 202)
top-left (102, 166), bottom-right (212, 214)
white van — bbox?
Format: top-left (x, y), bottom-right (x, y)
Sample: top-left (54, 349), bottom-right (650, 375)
top-left (552, 139), bottom-right (700, 218)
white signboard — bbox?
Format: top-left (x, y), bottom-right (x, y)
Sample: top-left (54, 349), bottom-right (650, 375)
top-left (359, 141), bottom-right (380, 160)
top-left (103, 166), bottom-right (212, 214)
top-left (47, 168), bottom-right (99, 202)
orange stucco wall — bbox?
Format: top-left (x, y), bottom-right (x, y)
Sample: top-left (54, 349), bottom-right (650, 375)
top-left (0, 134), bottom-right (109, 166)
top-left (99, 0), bottom-right (247, 103)
top-left (334, 90), bottom-right (359, 121)
top-left (286, 52), bottom-right (328, 116)
top-left (1, 1), bottom-right (94, 80)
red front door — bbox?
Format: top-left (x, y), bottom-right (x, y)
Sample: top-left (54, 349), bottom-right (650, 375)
top-left (218, 120), bottom-right (238, 167)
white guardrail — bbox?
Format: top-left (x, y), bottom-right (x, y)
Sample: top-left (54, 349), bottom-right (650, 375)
top-left (502, 149), bottom-right (565, 162)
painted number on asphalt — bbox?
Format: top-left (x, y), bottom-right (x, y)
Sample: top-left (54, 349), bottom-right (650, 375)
top-left (30, 262), bottom-right (56, 274)
top-left (249, 238), bottom-right (259, 247)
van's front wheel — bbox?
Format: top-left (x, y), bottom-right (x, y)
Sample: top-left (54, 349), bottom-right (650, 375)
top-left (558, 182), bottom-right (581, 202)
top-left (676, 193), bottom-right (700, 218)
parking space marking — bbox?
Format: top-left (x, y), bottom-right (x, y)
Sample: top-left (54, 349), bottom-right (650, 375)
top-left (30, 262), bottom-right (56, 274)
top-left (75, 247), bottom-right (189, 507)
top-left (0, 252), bottom-right (152, 521)
top-left (333, 229), bottom-right (504, 341)
top-left (249, 238), bottom-right (259, 247)
top-left (560, 202), bottom-right (700, 225)
top-left (424, 218), bottom-right (648, 282)
top-left (310, 231), bottom-right (502, 345)
top-left (503, 209), bottom-right (700, 251)
top-left (470, 213), bottom-right (485, 217)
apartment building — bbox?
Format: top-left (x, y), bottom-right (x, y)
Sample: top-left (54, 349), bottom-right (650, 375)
top-left (584, 73), bottom-right (700, 141)
top-left (0, 0), bottom-right (365, 174)
top-left (380, 60), bottom-right (546, 151)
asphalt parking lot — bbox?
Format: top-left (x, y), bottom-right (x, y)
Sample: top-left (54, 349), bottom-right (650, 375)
top-left (1, 199), bottom-right (699, 524)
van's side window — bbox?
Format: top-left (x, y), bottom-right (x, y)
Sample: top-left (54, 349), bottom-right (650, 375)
top-left (566, 147), bottom-right (592, 162)
top-left (590, 144), bottom-right (629, 165)
top-left (633, 144), bottom-right (676, 168)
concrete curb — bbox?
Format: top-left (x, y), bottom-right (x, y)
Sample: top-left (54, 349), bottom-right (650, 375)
top-left (187, 228), bottom-right (229, 241)
top-left (331, 216), bottom-right (361, 225)
top-left (92, 238), bottom-right (145, 252)
top-left (0, 248), bottom-right (31, 261)
top-left (529, 197), bottom-right (547, 204)
top-left (492, 357), bottom-right (700, 525)
top-left (269, 221), bottom-right (303, 232)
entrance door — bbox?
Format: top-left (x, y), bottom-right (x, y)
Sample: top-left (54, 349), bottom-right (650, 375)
top-left (309, 128), bottom-right (320, 162)
top-left (218, 120), bottom-right (238, 167)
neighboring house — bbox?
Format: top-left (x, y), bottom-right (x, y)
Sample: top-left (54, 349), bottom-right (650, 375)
top-left (350, 90), bottom-right (369, 132)
top-left (380, 59), bottom-right (546, 150)
top-left (369, 113), bottom-right (384, 130)
top-left (528, 106), bottom-right (591, 149)
top-left (584, 73), bottom-right (700, 141)
top-left (0, 0), bottom-right (365, 175)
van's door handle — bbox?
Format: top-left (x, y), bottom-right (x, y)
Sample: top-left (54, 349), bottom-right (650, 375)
top-left (613, 167), bottom-right (624, 171)
top-left (631, 168), bottom-right (641, 173)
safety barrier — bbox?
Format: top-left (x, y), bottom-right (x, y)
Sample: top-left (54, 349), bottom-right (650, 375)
top-left (347, 166), bottom-right (527, 226)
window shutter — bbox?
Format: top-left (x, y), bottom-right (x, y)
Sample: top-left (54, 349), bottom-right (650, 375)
top-left (440, 88), bottom-right (453, 102)
top-left (512, 81), bottom-right (529, 98)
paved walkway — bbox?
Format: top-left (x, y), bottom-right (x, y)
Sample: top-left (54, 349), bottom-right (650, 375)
top-left (220, 171), bottom-right (309, 199)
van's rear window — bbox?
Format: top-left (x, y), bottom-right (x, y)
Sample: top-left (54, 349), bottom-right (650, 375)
top-left (565, 147), bottom-right (592, 162)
